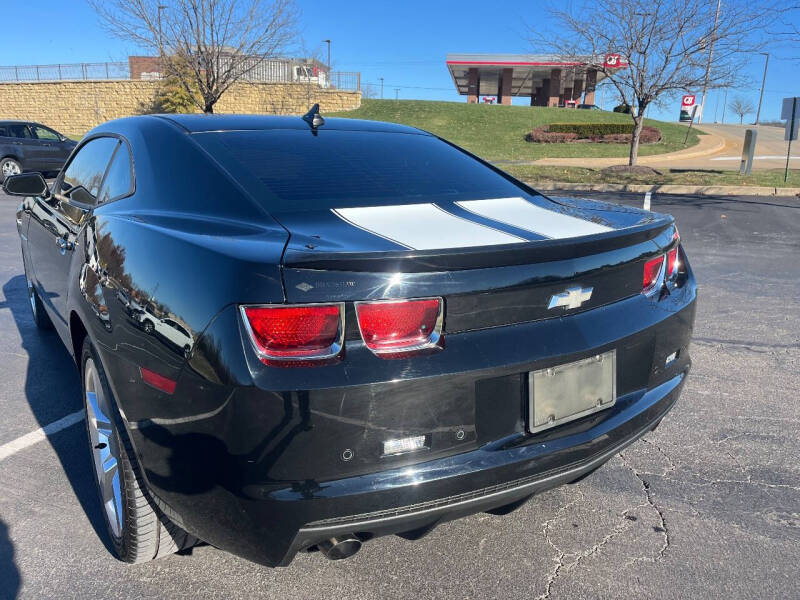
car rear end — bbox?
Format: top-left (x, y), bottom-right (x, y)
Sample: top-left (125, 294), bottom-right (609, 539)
top-left (134, 120), bottom-right (696, 566)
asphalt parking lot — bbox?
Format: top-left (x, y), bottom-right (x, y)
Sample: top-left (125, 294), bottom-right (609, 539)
top-left (0, 188), bottom-right (798, 599)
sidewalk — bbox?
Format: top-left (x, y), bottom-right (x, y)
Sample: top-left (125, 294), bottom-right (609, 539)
top-left (530, 127), bottom-right (725, 168)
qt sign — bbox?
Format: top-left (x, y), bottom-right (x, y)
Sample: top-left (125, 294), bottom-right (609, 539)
top-left (681, 95), bottom-right (696, 108)
top-left (604, 54), bottom-right (621, 68)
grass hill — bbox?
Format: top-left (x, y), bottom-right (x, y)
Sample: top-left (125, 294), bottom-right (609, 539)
top-left (330, 99), bottom-right (700, 163)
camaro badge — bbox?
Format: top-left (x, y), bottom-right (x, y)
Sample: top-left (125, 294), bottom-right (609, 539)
top-left (548, 286), bottom-right (593, 310)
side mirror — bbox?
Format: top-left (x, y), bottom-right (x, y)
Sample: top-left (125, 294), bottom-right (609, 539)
top-left (3, 172), bottom-right (49, 197)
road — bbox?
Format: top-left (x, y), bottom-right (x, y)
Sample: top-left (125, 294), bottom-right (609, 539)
top-left (1, 189), bottom-right (799, 599)
top-left (664, 123), bottom-right (798, 170)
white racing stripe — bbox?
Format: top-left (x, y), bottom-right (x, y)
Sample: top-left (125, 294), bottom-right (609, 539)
top-left (332, 203), bottom-right (525, 250)
top-left (0, 410), bottom-right (84, 462)
top-left (456, 197), bottom-right (613, 239)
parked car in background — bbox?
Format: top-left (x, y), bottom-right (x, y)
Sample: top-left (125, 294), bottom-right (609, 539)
top-left (577, 104), bottom-right (602, 110)
top-left (0, 120), bottom-right (77, 182)
top-left (6, 109), bottom-right (695, 568)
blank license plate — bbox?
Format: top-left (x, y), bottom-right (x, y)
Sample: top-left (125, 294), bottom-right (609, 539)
top-left (528, 350), bottom-right (616, 433)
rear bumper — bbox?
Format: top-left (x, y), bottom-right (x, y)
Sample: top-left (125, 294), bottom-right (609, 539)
top-left (280, 370), bottom-right (685, 565)
top-left (108, 272), bottom-right (696, 567)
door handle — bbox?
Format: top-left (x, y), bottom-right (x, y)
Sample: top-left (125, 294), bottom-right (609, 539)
top-left (56, 237), bottom-right (75, 252)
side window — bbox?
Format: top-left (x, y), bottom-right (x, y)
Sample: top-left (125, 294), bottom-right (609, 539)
top-left (31, 126), bottom-right (60, 141)
top-left (0, 125), bottom-right (8, 137)
top-left (58, 137), bottom-right (118, 206)
top-left (7, 124), bottom-right (32, 139)
top-left (97, 141), bottom-right (133, 203)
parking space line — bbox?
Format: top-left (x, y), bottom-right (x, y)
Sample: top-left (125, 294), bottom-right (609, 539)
top-left (0, 410), bottom-right (84, 462)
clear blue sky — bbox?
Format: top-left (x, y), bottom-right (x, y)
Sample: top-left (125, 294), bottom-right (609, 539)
top-left (2, 0), bottom-right (798, 123)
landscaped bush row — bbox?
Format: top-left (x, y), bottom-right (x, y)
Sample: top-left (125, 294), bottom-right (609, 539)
top-left (525, 125), bottom-right (662, 144)
top-left (525, 128), bottom-right (579, 143)
top-left (549, 122), bottom-right (634, 136)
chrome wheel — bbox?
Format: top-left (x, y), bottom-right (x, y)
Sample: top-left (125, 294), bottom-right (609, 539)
top-left (1, 159), bottom-right (21, 177)
top-left (84, 358), bottom-right (124, 539)
top-left (25, 274), bottom-right (37, 318)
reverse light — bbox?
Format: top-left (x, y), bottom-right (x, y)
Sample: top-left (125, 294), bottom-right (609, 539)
top-left (666, 229), bottom-right (680, 278)
top-left (355, 297), bottom-right (444, 357)
top-left (241, 304), bottom-right (344, 365)
top-left (642, 255), bottom-right (665, 294)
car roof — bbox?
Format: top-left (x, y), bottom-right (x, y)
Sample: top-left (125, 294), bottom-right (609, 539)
top-left (154, 113), bottom-right (428, 136)
top-left (0, 119), bottom-right (54, 128)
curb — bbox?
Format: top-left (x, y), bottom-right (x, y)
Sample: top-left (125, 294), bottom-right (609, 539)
top-left (530, 182), bottom-right (800, 197)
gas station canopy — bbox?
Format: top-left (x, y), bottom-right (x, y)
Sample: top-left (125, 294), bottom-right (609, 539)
top-left (446, 53), bottom-right (627, 106)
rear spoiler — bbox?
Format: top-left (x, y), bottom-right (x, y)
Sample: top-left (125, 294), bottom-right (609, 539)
top-left (282, 217), bottom-right (675, 273)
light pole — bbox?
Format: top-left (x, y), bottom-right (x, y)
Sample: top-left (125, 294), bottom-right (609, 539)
top-left (322, 40), bottom-right (331, 72)
top-left (755, 52), bottom-right (769, 125)
top-left (157, 4), bottom-right (167, 76)
top-left (379, 77), bottom-right (384, 99)
top-left (721, 87), bottom-right (729, 123)
top-left (698, 0), bottom-right (722, 124)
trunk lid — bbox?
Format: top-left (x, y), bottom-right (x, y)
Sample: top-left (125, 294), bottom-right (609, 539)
top-left (272, 195), bottom-right (675, 333)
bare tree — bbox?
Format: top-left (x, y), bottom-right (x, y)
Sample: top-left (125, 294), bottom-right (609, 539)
top-left (530, 0), bottom-right (776, 165)
top-left (361, 83), bottom-right (377, 99)
top-left (91, 0), bottom-right (299, 113)
top-left (728, 96), bottom-right (755, 124)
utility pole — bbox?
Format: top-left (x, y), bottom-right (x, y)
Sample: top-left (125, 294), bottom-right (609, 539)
top-left (379, 77), bottom-right (384, 99)
top-left (394, 88), bottom-right (400, 101)
top-left (698, 0), bottom-right (722, 124)
top-left (322, 39), bottom-right (331, 72)
top-left (755, 52), bottom-right (769, 125)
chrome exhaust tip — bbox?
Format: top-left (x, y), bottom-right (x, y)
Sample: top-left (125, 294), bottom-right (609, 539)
top-left (317, 535), bottom-right (362, 560)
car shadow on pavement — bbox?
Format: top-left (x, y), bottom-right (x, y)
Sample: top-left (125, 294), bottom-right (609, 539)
top-left (1, 275), bottom-right (113, 556)
top-left (0, 518), bottom-right (20, 600)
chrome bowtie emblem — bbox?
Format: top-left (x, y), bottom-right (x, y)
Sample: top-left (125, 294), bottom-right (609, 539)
top-left (548, 286), bottom-right (593, 310)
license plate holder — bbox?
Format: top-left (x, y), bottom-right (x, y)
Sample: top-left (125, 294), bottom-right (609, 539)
top-left (528, 350), bottom-right (616, 433)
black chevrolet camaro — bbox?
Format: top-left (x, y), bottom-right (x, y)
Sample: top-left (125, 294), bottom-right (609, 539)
top-left (6, 109), bottom-right (696, 566)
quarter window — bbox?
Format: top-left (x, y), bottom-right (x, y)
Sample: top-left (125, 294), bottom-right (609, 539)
top-left (98, 141), bottom-right (133, 203)
top-left (58, 137), bottom-right (118, 206)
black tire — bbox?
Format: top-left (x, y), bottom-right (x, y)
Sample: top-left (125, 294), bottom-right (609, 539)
top-left (81, 338), bottom-right (197, 563)
top-left (24, 262), bottom-right (53, 330)
top-left (142, 320), bottom-right (154, 334)
top-left (0, 157), bottom-right (22, 183)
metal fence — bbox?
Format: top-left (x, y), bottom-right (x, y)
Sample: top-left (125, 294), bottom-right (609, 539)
top-left (0, 60), bottom-right (361, 91)
top-left (0, 62), bottom-right (130, 82)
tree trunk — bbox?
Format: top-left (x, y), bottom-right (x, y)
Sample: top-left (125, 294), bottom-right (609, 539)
top-left (628, 113), bottom-right (645, 166)
top-left (204, 103), bottom-right (214, 114)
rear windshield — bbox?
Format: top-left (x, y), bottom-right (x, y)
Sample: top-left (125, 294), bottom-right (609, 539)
top-left (193, 129), bottom-right (535, 212)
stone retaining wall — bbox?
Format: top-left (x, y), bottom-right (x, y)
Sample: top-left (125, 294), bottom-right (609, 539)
top-left (0, 80), bottom-right (360, 135)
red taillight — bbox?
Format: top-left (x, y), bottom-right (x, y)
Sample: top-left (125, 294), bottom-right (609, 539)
top-left (241, 304), bottom-right (343, 364)
top-left (355, 297), bottom-right (443, 357)
top-left (643, 255), bottom-right (665, 294)
top-left (666, 229), bottom-right (680, 278)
